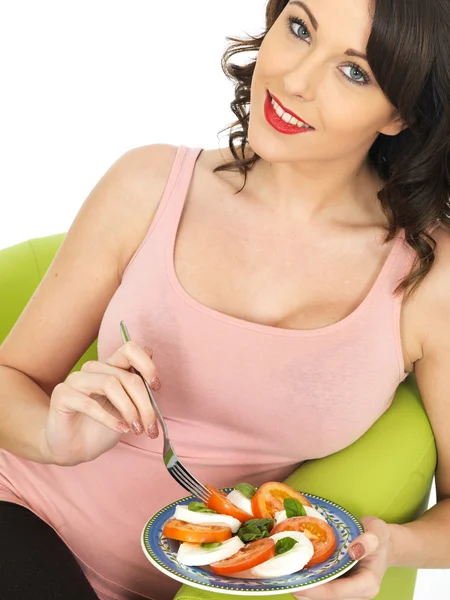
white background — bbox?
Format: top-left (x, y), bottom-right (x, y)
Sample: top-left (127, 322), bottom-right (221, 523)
top-left (0, 2), bottom-right (447, 597)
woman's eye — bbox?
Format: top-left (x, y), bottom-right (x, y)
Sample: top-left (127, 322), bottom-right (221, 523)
top-left (341, 64), bottom-right (369, 85)
top-left (287, 16), bottom-right (370, 87)
top-left (289, 18), bottom-right (311, 42)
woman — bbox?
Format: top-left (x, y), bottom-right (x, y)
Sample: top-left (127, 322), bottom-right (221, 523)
top-left (0, 0), bottom-right (449, 599)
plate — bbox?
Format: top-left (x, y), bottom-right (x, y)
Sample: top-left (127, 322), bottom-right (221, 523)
top-left (141, 489), bottom-right (363, 596)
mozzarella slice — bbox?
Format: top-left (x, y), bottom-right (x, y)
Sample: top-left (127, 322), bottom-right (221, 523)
top-left (250, 531), bottom-right (314, 577)
top-left (305, 505), bottom-right (327, 521)
top-left (177, 536), bottom-right (245, 566)
top-left (174, 506), bottom-right (241, 533)
top-left (275, 504), bottom-right (327, 525)
top-left (274, 510), bottom-right (287, 525)
top-left (227, 490), bottom-right (254, 516)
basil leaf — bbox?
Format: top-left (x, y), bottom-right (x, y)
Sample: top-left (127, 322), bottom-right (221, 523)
top-left (242, 518), bottom-right (275, 527)
top-left (284, 498), bottom-right (307, 518)
top-left (201, 542), bottom-right (223, 549)
top-left (275, 536), bottom-right (298, 555)
top-left (235, 483), bottom-right (257, 499)
top-left (237, 518), bottom-right (275, 543)
top-left (188, 502), bottom-right (217, 514)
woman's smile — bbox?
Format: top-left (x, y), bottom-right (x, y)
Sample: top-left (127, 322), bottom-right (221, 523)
top-left (264, 90), bottom-right (314, 134)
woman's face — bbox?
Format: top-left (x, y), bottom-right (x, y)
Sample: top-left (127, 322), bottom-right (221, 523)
top-left (248, 0), bottom-right (404, 165)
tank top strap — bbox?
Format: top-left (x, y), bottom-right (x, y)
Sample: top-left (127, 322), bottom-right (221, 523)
top-left (388, 229), bottom-right (410, 280)
top-left (163, 146), bottom-right (203, 233)
top-left (392, 229), bottom-right (419, 289)
top-left (121, 145), bottom-right (202, 279)
top-left (392, 222), bottom-right (442, 286)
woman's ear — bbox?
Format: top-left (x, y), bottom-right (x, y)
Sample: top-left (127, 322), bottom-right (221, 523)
top-left (379, 113), bottom-right (408, 137)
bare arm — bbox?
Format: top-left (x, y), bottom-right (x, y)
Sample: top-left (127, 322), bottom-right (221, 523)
top-left (388, 227), bottom-right (450, 568)
top-left (0, 144), bottom-right (177, 462)
top-left (291, 230), bottom-right (450, 600)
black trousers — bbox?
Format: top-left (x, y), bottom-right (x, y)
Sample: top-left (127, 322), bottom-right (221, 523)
top-left (0, 501), bottom-right (99, 599)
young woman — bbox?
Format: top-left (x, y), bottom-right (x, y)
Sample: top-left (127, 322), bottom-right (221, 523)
top-left (0, 0), bottom-right (449, 599)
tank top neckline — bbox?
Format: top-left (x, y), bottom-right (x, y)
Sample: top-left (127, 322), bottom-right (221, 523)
top-left (164, 146), bottom-right (407, 338)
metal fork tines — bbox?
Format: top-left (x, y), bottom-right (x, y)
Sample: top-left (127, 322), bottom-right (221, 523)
top-left (162, 439), bottom-right (211, 504)
top-left (119, 320), bottom-right (211, 504)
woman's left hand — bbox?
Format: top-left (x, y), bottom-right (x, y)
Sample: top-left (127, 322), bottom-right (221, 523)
top-left (294, 516), bottom-right (392, 600)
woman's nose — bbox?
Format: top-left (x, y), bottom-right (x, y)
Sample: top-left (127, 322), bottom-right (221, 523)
top-left (282, 51), bottom-right (324, 102)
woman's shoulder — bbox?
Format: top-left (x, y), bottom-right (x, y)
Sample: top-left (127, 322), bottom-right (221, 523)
top-left (113, 143), bottom-right (247, 267)
top-left (0, 143), bottom-right (180, 388)
top-left (405, 224), bottom-right (450, 359)
top-left (425, 224), bottom-right (450, 296)
top-left (97, 143), bottom-right (179, 271)
top-left (421, 224), bottom-right (450, 291)
top-left (113, 143), bottom-right (179, 199)
top-left (102, 143), bottom-right (179, 215)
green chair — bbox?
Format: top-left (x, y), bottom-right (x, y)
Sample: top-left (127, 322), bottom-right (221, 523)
top-left (0, 234), bottom-right (437, 600)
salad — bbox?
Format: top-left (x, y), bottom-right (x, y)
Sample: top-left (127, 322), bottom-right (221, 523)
top-left (162, 481), bottom-right (337, 578)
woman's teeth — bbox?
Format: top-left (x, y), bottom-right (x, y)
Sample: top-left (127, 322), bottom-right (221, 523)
top-left (271, 98), bottom-right (311, 129)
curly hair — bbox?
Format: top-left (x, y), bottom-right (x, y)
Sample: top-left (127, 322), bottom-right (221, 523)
top-left (214, 0), bottom-right (450, 296)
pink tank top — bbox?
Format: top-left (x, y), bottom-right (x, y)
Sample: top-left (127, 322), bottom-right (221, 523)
top-left (0, 146), bottom-right (415, 600)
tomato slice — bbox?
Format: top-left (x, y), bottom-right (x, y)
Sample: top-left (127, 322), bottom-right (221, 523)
top-left (251, 482), bottom-right (312, 518)
top-left (271, 516), bottom-right (337, 566)
top-left (162, 519), bottom-right (232, 544)
top-left (210, 538), bottom-right (275, 575)
top-left (206, 485), bottom-right (254, 522)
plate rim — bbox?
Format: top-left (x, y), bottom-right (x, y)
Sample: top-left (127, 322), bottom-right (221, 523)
top-left (141, 489), bottom-right (364, 596)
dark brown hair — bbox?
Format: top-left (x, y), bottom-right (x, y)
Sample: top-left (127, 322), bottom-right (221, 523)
top-left (214, 0), bottom-right (450, 295)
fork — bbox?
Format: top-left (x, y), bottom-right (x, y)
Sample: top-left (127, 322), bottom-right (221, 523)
top-left (119, 320), bottom-right (211, 504)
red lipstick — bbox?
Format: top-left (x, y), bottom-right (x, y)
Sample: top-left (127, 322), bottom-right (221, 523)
top-left (264, 91), bottom-right (313, 135)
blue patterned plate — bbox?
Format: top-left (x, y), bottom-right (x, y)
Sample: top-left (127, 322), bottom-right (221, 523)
top-left (141, 489), bottom-right (363, 596)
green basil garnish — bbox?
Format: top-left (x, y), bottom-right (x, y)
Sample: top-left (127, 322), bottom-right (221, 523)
top-left (201, 542), bottom-right (223, 549)
top-left (275, 536), bottom-right (298, 555)
top-left (188, 502), bottom-right (217, 514)
top-left (284, 498), bottom-right (307, 518)
top-left (237, 518), bottom-right (275, 543)
top-left (235, 483), bottom-right (257, 499)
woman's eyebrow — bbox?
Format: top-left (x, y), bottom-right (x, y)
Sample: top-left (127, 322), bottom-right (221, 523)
top-left (289, 1), bottom-right (319, 30)
top-left (289, 1), bottom-right (368, 62)
top-left (345, 49), bottom-right (368, 61)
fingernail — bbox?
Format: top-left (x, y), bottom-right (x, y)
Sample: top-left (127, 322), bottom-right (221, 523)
top-left (349, 542), bottom-right (365, 560)
top-left (116, 422), bottom-right (131, 434)
top-left (148, 422), bottom-right (159, 439)
top-left (131, 418), bottom-right (144, 435)
top-left (145, 346), bottom-right (153, 359)
top-left (150, 376), bottom-right (161, 391)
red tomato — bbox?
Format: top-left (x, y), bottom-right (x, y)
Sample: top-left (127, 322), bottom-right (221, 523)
top-left (206, 486), bottom-right (253, 522)
top-left (210, 538), bottom-right (275, 575)
top-left (162, 519), bottom-right (232, 544)
top-left (271, 516), bottom-right (337, 565)
top-left (251, 482), bottom-right (312, 518)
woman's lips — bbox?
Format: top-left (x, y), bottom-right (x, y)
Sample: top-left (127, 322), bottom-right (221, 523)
top-left (264, 92), bottom-right (314, 135)
top-left (269, 92), bottom-right (312, 127)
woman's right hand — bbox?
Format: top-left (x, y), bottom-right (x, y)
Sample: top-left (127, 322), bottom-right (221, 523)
top-left (44, 341), bottom-right (162, 466)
